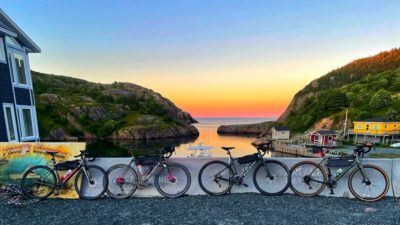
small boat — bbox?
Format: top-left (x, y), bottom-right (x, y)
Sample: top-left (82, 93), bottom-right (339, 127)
top-left (391, 143), bottom-right (400, 148)
top-left (187, 143), bottom-right (213, 157)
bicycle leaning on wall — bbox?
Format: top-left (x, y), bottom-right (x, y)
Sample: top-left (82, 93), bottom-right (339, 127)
top-left (198, 142), bottom-right (290, 196)
top-left (106, 146), bottom-right (191, 198)
top-left (21, 150), bottom-right (108, 200)
top-left (289, 144), bottom-right (389, 202)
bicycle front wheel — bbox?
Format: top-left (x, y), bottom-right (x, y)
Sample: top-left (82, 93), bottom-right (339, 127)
top-left (74, 165), bottom-right (108, 200)
top-left (198, 160), bottom-right (233, 196)
top-left (253, 160), bottom-right (290, 195)
top-left (107, 164), bottom-right (138, 199)
top-left (348, 164), bottom-right (389, 202)
top-left (154, 163), bottom-right (191, 198)
top-left (21, 165), bottom-right (56, 200)
top-left (289, 161), bottom-right (327, 197)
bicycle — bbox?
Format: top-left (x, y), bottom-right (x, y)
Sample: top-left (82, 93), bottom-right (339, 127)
top-left (21, 150), bottom-right (108, 200)
top-left (289, 144), bottom-right (389, 202)
top-left (106, 146), bottom-right (191, 198)
top-left (198, 142), bottom-right (290, 196)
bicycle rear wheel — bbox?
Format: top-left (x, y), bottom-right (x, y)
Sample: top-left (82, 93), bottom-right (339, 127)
top-left (253, 160), bottom-right (290, 195)
top-left (289, 161), bottom-right (327, 197)
top-left (74, 165), bottom-right (108, 200)
top-left (154, 163), bottom-right (191, 198)
top-left (107, 164), bottom-right (138, 199)
top-left (348, 164), bottom-right (389, 202)
top-left (198, 160), bottom-right (233, 196)
top-left (21, 165), bottom-right (56, 200)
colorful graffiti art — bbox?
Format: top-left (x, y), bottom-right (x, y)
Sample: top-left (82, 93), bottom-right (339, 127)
top-left (0, 142), bottom-right (86, 198)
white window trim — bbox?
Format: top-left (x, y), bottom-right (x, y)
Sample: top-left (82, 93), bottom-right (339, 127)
top-left (3, 103), bottom-right (18, 142)
top-left (0, 37), bottom-right (6, 64)
top-left (16, 105), bottom-right (38, 141)
top-left (7, 47), bottom-right (32, 88)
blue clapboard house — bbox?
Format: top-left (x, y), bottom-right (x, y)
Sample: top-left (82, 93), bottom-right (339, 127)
top-left (0, 9), bottom-right (40, 142)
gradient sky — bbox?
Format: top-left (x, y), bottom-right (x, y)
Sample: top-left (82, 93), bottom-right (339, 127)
top-left (2, 1), bottom-right (400, 118)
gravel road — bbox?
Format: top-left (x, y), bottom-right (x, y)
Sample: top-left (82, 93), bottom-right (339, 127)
top-left (1, 194), bottom-right (399, 225)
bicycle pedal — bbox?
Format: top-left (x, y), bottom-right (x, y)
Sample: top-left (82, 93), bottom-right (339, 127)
top-left (329, 189), bottom-right (335, 195)
top-left (242, 183), bottom-right (248, 187)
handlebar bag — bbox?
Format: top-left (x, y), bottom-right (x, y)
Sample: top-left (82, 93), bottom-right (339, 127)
top-left (54, 160), bottom-right (80, 171)
top-left (237, 153), bottom-right (259, 164)
top-left (326, 156), bottom-right (356, 168)
top-left (136, 155), bottom-right (160, 166)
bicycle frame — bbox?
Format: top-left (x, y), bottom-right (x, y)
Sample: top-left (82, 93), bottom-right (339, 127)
top-left (216, 148), bottom-right (273, 183)
top-left (50, 155), bottom-right (93, 189)
top-left (309, 155), bottom-right (370, 185)
top-left (122, 157), bottom-right (166, 186)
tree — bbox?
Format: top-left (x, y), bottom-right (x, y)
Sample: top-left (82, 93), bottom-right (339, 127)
top-left (369, 89), bottom-right (392, 109)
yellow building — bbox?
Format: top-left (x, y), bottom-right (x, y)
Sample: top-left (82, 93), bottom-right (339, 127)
top-left (351, 118), bottom-right (400, 144)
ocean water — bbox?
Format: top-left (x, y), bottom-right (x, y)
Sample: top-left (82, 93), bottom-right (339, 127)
top-left (177, 118), bottom-right (274, 157)
top-left (87, 117), bottom-right (275, 157)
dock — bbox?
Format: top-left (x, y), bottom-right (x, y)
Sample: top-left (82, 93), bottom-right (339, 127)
top-left (273, 141), bottom-right (319, 157)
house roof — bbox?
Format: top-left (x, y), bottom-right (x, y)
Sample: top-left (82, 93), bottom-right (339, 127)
top-left (0, 9), bottom-right (41, 53)
top-left (273, 126), bottom-right (290, 131)
top-left (313, 130), bottom-right (337, 135)
top-left (359, 118), bottom-right (394, 123)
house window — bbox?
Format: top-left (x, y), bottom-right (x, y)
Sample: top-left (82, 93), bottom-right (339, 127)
top-left (14, 52), bottom-right (27, 85)
top-left (0, 37), bottom-right (6, 63)
top-left (373, 125), bottom-right (379, 131)
top-left (3, 104), bottom-right (18, 142)
top-left (5, 36), bottom-right (22, 49)
top-left (357, 124), bottom-right (362, 129)
top-left (328, 136), bottom-right (333, 141)
top-left (17, 106), bottom-right (36, 140)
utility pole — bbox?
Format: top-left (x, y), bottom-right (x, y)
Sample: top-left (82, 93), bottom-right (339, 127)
top-left (340, 107), bottom-right (349, 138)
top-left (343, 108), bottom-right (348, 136)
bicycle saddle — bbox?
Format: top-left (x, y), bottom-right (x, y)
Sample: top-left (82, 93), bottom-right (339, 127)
top-left (46, 151), bottom-right (57, 155)
top-left (221, 146), bottom-right (235, 151)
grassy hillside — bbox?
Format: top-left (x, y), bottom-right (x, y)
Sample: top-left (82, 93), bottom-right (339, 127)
top-left (281, 48), bottom-right (400, 132)
top-left (32, 71), bottom-right (198, 140)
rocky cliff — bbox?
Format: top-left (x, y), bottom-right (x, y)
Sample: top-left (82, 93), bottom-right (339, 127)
top-left (32, 71), bottom-right (199, 141)
top-left (217, 48), bottom-right (400, 135)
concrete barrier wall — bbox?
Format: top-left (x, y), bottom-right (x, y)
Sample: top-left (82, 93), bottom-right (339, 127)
top-left (90, 157), bottom-right (400, 198)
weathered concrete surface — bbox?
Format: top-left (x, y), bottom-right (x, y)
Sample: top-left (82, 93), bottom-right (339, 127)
top-left (89, 157), bottom-right (400, 198)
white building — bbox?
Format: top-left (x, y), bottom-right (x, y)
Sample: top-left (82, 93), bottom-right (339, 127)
top-left (271, 126), bottom-right (290, 140)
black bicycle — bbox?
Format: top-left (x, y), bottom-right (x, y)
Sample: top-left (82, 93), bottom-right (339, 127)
top-left (21, 150), bottom-right (108, 200)
top-left (289, 144), bottom-right (389, 202)
top-left (107, 146), bottom-right (191, 198)
top-left (198, 142), bottom-right (290, 196)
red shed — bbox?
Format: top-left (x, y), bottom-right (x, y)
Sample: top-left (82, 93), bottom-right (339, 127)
top-left (309, 130), bottom-right (337, 146)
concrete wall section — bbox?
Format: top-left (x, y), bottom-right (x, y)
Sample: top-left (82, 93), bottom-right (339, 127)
top-left (90, 157), bottom-right (400, 198)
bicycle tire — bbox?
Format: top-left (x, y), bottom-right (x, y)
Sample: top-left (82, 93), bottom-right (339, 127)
top-left (253, 160), bottom-right (290, 196)
top-left (21, 165), bottom-right (57, 200)
top-left (198, 160), bottom-right (233, 196)
top-left (154, 162), bottom-right (191, 198)
top-left (348, 164), bottom-right (389, 202)
top-left (74, 165), bottom-right (108, 200)
top-left (289, 161), bottom-right (327, 197)
top-left (106, 164), bottom-right (138, 199)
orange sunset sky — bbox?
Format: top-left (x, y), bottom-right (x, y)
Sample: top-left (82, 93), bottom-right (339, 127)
top-left (5, 1), bottom-right (400, 118)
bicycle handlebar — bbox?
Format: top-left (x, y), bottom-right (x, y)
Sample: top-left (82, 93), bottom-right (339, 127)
top-left (161, 146), bottom-right (175, 158)
top-left (74, 150), bottom-right (97, 161)
top-left (353, 144), bottom-right (375, 157)
top-left (253, 141), bottom-right (274, 156)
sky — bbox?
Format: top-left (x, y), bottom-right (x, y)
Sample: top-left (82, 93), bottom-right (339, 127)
top-left (2, 1), bottom-right (400, 118)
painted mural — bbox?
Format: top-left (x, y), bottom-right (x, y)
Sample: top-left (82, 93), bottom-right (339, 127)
top-left (0, 142), bottom-right (86, 198)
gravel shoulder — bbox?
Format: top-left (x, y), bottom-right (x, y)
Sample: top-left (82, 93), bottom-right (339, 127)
top-left (1, 194), bottom-right (400, 225)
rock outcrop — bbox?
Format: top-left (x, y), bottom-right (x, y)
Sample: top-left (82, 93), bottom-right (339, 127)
top-left (33, 71), bottom-right (199, 141)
